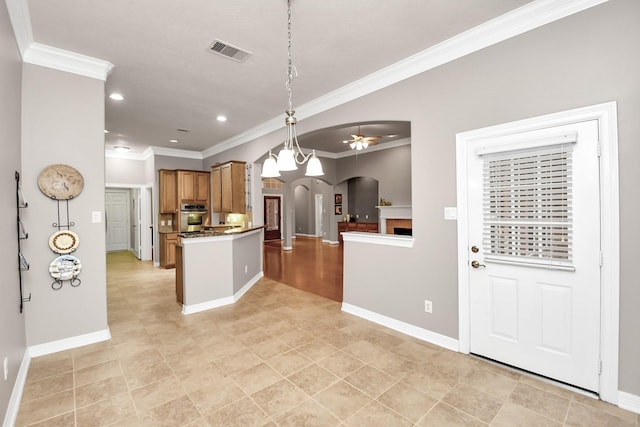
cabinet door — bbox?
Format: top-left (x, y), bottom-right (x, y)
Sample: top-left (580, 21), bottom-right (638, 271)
top-left (230, 162), bottom-right (246, 213)
top-left (195, 172), bottom-right (210, 203)
top-left (211, 166), bottom-right (222, 212)
top-left (179, 171), bottom-right (195, 201)
top-left (220, 163), bottom-right (233, 212)
top-left (159, 170), bottom-right (177, 213)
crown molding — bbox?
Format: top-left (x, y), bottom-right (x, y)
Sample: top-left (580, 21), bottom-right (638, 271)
top-left (23, 43), bottom-right (113, 81)
top-left (203, 0), bottom-right (607, 158)
top-left (5, 0), bottom-right (33, 57)
top-left (334, 138), bottom-right (411, 159)
top-left (150, 146), bottom-right (203, 160)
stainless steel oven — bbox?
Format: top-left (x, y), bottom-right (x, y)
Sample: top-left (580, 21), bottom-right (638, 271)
top-left (180, 204), bottom-right (208, 232)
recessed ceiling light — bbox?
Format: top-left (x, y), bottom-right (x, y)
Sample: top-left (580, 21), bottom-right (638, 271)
top-left (109, 93), bottom-right (124, 101)
top-left (169, 139), bottom-right (179, 143)
top-left (216, 115), bottom-right (227, 122)
top-left (387, 134), bottom-right (396, 138)
top-left (114, 146), bottom-right (130, 153)
top-left (104, 129), bottom-right (110, 134)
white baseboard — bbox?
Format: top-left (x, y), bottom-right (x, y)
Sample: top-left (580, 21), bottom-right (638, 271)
top-left (618, 391), bottom-right (640, 415)
top-left (182, 272), bottom-right (263, 315)
top-left (324, 239), bottom-right (340, 245)
top-left (28, 328), bottom-right (112, 358)
top-left (341, 303), bottom-right (459, 352)
top-left (2, 351), bottom-right (30, 427)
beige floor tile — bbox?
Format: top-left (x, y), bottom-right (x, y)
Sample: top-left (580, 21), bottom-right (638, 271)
top-left (565, 400), bottom-right (637, 427)
top-left (345, 400), bottom-right (413, 427)
top-left (295, 339), bottom-right (338, 362)
top-left (509, 383), bottom-right (570, 423)
top-left (121, 359), bottom-right (174, 389)
top-left (164, 345), bottom-right (214, 373)
top-left (75, 375), bottom-right (128, 408)
top-left (75, 392), bottom-right (136, 426)
top-left (266, 349), bottom-right (313, 376)
top-left (26, 356), bottom-right (73, 381)
top-left (342, 339), bottom-right (388, 364)
top-left (176, 362), bottom-right (227, 393)
top-left (344, 364), bottom-right (397, 398)
top-left (73, 346), bottom-right (119, 370)
top-left (417, 402), bottom-right (487, 426)
top-left (130, 375), bottom-right (187, 412)
top-left (313, 380), bottom-right (372, 421)
top-left (571, 393), bottom-right (639, 423)
top-left (459, 366), bottom-right (518, 400)
top-left (275, 398), bottom-right (341, 426)
top-left (316, 350), bottom-right (365, 378)
top-left (25, 411), bottom-right (75, 427)
top-left (442, 383), bottom-right (504, 424)
top-left (215, 348), bottom-right (262, 375)
top-left (231, 362), bottom-right (284, 395)
top-left (21, 371), bottom-right (73, 403)
top-left (137, 395), bottom-right (201, 426)
top-left (491, 402), bottom-right (561, 426)
top-left (15, 390), bottom-right (75, 426)
top-left (250, 379), bottom-right (308, 418)
top-left (204, 396), bottom-right (270, 427)
top-left (188, 376), bottom-right (246, 412)
top-left (377, 381), bottom-right (438, 423)
top-left (74, 359), bottom-right (123, 387)
top-left (287, 363), bottom-right (339, 396)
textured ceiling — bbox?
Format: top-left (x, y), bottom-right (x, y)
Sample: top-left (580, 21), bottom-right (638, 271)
top-left (27, 0), bottom-right (532, 155)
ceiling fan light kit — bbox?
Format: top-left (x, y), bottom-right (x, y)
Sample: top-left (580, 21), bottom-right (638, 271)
top-left (343, 125), bottom-right (381, 151)
top-left (261, 0), bottom-right (324, 178)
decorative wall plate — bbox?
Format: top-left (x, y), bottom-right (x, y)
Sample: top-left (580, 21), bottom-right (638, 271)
top-left (49, 255), bottom-right (82, 280)
top-left (37, 164), bottom-right (84, 200)
top-left (49, 230), bottom-right (79, 254)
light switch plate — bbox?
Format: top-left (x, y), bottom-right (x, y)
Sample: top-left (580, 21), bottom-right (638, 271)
top-left (92, 211), bottom-right (101, 223)
top-left (444, 207), bottom-right (457, 220)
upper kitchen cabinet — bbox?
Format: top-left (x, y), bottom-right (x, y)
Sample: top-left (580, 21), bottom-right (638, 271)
top-left (159, 169), bottom-right (178, 213)
top-left (211, 161), bottom-right (246, 213)
top-left (177, 170), bottom-right (210, 205)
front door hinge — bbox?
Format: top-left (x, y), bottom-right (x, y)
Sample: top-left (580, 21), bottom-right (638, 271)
top-left (598, 359), bottom-right (602, 375)
top-left (597, 141), bottom-right (602, 157)
top-left (599, 251), bottom-right (604, 267)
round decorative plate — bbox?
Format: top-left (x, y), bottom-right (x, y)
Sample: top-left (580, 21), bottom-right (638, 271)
top-left (37, 164), bottom-right (84, 200)
top-left (49, 230), bottom-right (79, 254)
top-left (49, 255), bottom-right (82, 280)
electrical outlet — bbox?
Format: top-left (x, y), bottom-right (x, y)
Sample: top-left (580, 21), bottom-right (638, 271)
top-left (424, 300), bottom-right (433, 313)
top-left (3, 357), bottom-right (8, 381)
top-left (167, 220), bottom-right (172, 226)
top-left (160, 220), bottom-right (165, 226)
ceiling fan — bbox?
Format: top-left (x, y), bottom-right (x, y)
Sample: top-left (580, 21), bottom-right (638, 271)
top-left (342, 126), bottom-right (382, 150)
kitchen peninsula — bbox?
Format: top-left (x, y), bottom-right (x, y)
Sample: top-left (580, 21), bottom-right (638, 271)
top-left (175, 226), bottom-right (264, 315)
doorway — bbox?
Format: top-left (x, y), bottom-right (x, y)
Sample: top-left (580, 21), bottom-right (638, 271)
top-left (105, 189), bottom-right (130, 252)
top-left (264, 195), bottom-right (282, 241)
top-left (456, 102), bottom-right (620, 402)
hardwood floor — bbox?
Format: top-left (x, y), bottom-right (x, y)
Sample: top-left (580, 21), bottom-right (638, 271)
top-left (264, 236), bottom-right (343, 302)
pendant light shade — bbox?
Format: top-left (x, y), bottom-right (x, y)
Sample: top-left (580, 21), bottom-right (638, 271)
top-left (276, 147), bottom-right (297, 171)
top-left (261, 152), bottom-right (280, 177)
top-left (305, 150), bottom-right (324, 176)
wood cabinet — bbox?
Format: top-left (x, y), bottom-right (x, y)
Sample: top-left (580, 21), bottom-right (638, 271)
top-left (160, 232), bottom-right (178, 268)
top-left (211, 161), bottom-right (246, 213)
top-left (177, 170), bottom-right (210, 204)
top-left (159, 170), bottom-right (177, 214)
top-left (338, 222), bottom-right (379, 243)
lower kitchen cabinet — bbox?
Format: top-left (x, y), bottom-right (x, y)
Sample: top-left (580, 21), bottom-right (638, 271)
top-left (338, 222), bottom-right (379, 243)
top-left (160, 232), bottom-right (178, 268)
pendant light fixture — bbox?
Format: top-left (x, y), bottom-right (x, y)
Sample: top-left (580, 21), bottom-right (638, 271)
top-left (261, 0), bottom-right (324, 178)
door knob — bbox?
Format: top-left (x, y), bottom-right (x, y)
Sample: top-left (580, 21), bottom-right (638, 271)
top-left (471, 245), bottom-right (479, 253)
top-left (471, 260), bottom-right (486, 269)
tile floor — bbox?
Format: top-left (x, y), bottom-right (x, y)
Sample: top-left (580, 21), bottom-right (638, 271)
top-left (15, 252), bottom-right (639, 426)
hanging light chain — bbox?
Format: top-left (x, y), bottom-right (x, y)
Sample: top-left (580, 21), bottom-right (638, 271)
top-left (286, 0), bottom-right (295, 111)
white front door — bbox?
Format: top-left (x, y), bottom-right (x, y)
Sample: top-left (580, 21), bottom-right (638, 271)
top-left (466, 120), bottom-right (601, 392)
top-left (106, 189), bottom-right (130, 252)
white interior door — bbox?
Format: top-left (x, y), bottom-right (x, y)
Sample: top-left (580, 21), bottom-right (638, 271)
top-left (315, 194), bottom-right (323, 237)
top-left (466, 120), bottom-right (601, 392)
top-left (106, 189), bottom-right (130, 252)
top-left (132, 189), bottom-right (141, 259)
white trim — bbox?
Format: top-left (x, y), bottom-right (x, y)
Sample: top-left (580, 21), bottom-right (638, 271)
top-left (181, 272), bottom-right (262, 315)
top-left (202, 0), bottom-right (608, 158)
top-left (332, 138), bottom-right (412, 159)
top-left (2, 351), bottom-right (30, 427)
top-left (342, 232), bottom-right (414, 248)
top-left (149, 146), bottom-right (203, 160)
top-left (27, 328), bottom-right (111, 357)
top-left (456, 101), bottom-right (619, 404)
top-left (342, 303), bottom-right (459, 352)
top-left (4, 0), bottom-right (33, 57)
top-left (23, 43), bottom-right (113, 81)
top-left (618, 392), bottom-right (640, 415)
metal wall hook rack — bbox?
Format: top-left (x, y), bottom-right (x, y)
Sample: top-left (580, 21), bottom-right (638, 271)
top-left (16, 171), bottom-right (31, 313)
top-left (52, 199), bottom-right (75, 230)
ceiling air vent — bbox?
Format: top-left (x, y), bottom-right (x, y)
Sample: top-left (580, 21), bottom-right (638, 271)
top-left (208, 39), bottom-right (252, 63)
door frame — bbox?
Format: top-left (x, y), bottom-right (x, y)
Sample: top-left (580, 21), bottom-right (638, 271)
top-left (315, 193), bottom-right (323, 238)
top-left (105, 188), bottom-right (131, 252)
top-left (106, 183), bottom-right (153, 261)
top-left (455, 102), bottom-right (619, 404)
top-left (263, 194), bottom-right (283, 240)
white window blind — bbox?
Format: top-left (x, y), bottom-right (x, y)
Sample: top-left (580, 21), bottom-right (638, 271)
top-left (482, 145), bottom-right (574, 270)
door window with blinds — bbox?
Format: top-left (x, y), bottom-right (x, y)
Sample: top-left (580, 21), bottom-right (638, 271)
top-left (481, 138), bottom-right (575, 271)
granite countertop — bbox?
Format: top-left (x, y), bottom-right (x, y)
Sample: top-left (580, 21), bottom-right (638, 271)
top-left (178, 225), bottom-right (264, 239)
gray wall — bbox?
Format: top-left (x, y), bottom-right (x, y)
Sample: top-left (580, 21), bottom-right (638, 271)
top-left (105, 157), bottom-right (149, 185)
top-left (204, 0), bottom-right (640, 396)
top-left (21, 64), bottom-right (108, 346)
top-left (347, 177), bottom-right (379, 222)
top-left (294, 185), bottom-right (311, 235)
top-left (0, 2), bottom-right (27, 420)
